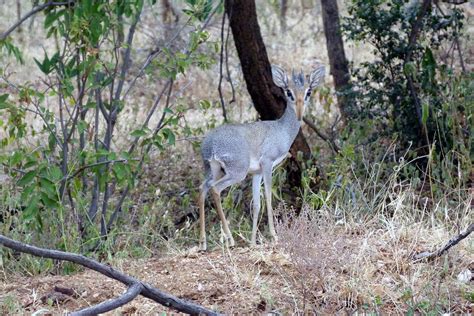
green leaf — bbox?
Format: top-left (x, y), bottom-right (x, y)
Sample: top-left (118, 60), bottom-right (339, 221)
top-left (10, 151), bottom-right (23, 165)
top-left (34, 57), bottom-right (50, 75)
top-left (161, 128), bottom-right (176, 145)
top-left (48, 133), bottom-right (57, 152)
top-left (41, 191), bottom-right (58, 208)
top-left (0, 93), bottom-right (9, 109)
top-left (0, 94), bottom-right (8, 103)
top-left (422, 102), bottom-right (429, 125)
top-left (22, 194), bottom-right (40, 222)
top-left (152, 134), bottom-right (164, 150)
top-left (48, 166), bottom-right (63, 182)
top-left (199, 99), bottom-right (211, 110)
top-left (0, 39), bottom-right (24, 64)
top-left (403, 62), bottom-right (416, 77)
top-left (40, 178), bottom-right (57, 198)
top-left (78, 120), bottom-right (88, 134)
top-left (130, 128), bottom-right (148, 137)
top-left (17, 170), bottom-right (37, 186)
top-left (112, 163), bottom-right (126, 182)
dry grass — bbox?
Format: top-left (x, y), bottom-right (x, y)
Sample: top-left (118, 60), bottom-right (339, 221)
top-left (1, 209), bottom-right (472, 314)
top-left (276, 205), bottom-right (473, 314)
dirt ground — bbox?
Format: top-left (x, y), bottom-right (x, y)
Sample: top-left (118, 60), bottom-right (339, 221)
top-left (1, 246), bottom-right (299, 315)
top-left (1, 224), bottom-right (473, 315)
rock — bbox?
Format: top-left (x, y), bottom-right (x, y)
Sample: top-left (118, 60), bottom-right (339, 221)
top-left (457, 269), bottom-right (472, 284)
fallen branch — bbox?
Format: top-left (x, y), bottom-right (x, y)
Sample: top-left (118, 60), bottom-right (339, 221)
top-left (71, 283), bottom-right (143, 316)
top-left (0, 234), bottom-right (220, 315)
top-left (413, 223), bottom-right (474, 261)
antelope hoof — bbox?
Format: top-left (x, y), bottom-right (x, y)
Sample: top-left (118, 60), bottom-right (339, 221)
top-left (199, 240), bottom-right (207, 252)
top-left (228, 236), bottom-right (235, 248)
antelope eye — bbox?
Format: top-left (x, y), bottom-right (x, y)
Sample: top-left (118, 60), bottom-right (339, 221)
top-left (306, 90), bottom-right (312, 98)
top-left (286, 90), bottom-right (294, 100)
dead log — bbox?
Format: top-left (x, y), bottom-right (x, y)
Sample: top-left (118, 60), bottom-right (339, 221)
top-left (0, 234), bottom-right (220, 315)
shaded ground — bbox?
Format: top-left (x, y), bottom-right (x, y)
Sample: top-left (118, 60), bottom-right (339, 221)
top-left (1, 224), bottom-right (472, 315)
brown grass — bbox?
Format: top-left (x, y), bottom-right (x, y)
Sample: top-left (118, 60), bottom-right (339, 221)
top-left (1, 211), bottom-right (472, 314)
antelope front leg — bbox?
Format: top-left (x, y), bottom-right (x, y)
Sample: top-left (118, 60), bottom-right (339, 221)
top-left (198, 185), bottom-right (208, 251)
top-left (251, 174), bottom-right (262, 246)
top-left (262, 164), bottom-right (278, 242)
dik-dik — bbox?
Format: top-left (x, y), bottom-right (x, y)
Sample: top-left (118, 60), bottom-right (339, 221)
top-left (198, 64), bottom-right (325, 250)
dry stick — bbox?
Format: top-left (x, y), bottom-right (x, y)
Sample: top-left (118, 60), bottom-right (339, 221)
top-left (71, 283), bottom-right (143, 315)
top-left (0, 234), bottom-right (220, 315)
top-left (442, 0), bottom-right (468, 3)
top-left (0, 1), bottom-right (73, 41)
top-left (413, 223), bottom-right (474, 261)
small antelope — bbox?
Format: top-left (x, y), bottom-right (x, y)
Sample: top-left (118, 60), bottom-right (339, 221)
top-left (198, 63), bottom-right (325, 250)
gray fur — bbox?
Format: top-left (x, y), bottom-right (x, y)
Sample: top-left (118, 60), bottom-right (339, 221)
top-left (292, 69), bottom-right (305, 89)
top-left (271, 65), bottom-right (289, 89)
top-left (309, 65), bottom-right (325, 90)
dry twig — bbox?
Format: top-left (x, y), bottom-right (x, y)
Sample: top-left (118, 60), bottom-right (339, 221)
top-left (413, 223), bottom-right (474, 261)
top-left (1, 1), bottom-right (74, 41)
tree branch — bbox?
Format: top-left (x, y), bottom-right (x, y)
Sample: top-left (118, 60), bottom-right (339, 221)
top-left (413, 223), bottom-right (474, 261)
top-left (66, 159), bottom-right (132, 181)
top-left (218, 8), bottom-right (228, 121)
top-left (0, 234), bottom-right (220, 315)
top-left (71, 283), bottom-right (143, 316)
top-left (441, 0), bottom-right (468, 4)
top-left (303, 117), bottom-right (340, 154)
top-left (403, 0), bottom-right (432, 145)
top-left (1, 1), bottom-right (73, 41)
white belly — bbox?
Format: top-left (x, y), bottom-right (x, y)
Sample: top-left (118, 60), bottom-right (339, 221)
top-left (248, 153), bottom-right (289, 174)
top-left (248, 157), bottom-right (261, 173)
top-left (272, 153), bottom-right (288, 169)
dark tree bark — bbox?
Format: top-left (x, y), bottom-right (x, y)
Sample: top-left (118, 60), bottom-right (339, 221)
top-left (225, 0), bottom-right (311, 190)
top-left (320, 0), bottom-right (352, 122)
top-left (16, 0), bottom-right (22, 34)
top-left (161, 0), bottom-right (178, 24)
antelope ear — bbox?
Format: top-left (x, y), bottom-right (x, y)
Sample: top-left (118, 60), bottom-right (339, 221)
top-left (308, 64), bottom-right (326, 90)
top-left (271, 65), bottom-right (289, 89)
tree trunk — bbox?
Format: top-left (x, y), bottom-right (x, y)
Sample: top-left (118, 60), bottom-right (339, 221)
top-left (320, 0), bottom-right (351, 121)
top-left (225, 0), bottom-right (311, 190)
